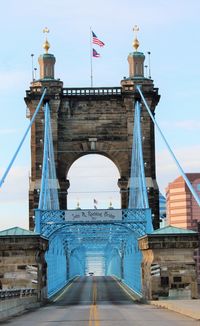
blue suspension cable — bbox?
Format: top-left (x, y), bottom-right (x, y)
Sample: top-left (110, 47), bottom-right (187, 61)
top-left (38, 102), bottom-right (59, 210)
top-left (0, 88), bottom-right (47, 188)
top-left (136, 85), bottom-right (200, 207)
top-left (135, 101), bottom-right (149, 208)
top-left (129, 100), bottom-right (149, 208)
top-left (47, 106), bottom-right (59, 207)
top-left (39, 102), bottom-right (49, 209)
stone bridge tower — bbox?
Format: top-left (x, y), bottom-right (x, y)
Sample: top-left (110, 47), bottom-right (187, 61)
top-left (25, 30), bottom-right (160, 230)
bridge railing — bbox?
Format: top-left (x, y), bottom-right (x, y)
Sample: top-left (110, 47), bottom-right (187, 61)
top-left (0, 288), bottom-right (36, 300)
top-left (25, 86), bottom-right (123, 97)
top-left (62, 87), bottom-right (122, 96)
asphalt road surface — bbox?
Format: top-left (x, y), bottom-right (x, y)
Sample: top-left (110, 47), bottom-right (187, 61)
top-left (1, 276), bottom-right (199, 325)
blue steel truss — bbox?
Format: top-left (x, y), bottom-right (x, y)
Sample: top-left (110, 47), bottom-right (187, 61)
top-left (35, 209), bottom-right (151, 239)
top-left (35, 208), bottom-right (152, 296)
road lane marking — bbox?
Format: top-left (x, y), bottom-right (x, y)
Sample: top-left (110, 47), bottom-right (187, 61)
top-left (89, 278), bottom-right (100, 326)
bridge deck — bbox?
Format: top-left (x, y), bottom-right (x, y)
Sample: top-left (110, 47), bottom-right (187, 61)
top-left (4, 277), bottom-right (196, 325)
top-left (54, 276), bottom-right (135, 306)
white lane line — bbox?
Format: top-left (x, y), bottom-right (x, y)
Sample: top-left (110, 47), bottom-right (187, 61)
top-left (111, 276), bottom-right (137, 302)
top-left (53, 276), bottom-right (79, 302)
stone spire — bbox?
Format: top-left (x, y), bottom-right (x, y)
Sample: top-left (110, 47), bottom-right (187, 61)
top-left (127, 25), bottom-right (145, 78)
top-left (38, 27), bottom-right (56, 80)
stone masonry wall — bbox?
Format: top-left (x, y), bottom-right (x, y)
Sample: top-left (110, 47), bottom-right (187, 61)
top-left (0, 236), bottom-right (48, 301)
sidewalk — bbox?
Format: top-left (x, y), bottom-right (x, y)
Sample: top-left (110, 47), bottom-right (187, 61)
top-left (150, 300), bottom-right (200, 320)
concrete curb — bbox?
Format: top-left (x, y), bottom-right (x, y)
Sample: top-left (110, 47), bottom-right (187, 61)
top-left (150, 300), bottom-right (200, 320)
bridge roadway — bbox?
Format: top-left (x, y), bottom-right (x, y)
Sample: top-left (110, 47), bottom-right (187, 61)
top-left (3, 276), bottom-right (198, 325)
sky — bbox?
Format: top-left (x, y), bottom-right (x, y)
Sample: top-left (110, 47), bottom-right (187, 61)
top-left (0, 0), bottom-right (200, 230)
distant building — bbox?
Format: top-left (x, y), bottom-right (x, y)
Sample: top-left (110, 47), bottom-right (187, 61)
top-left (166, 174), bottom-right (200, 229)
top-left (159, 192), bottom-right (167, 228)
top-left (166, 173), bottom-right (200, 295)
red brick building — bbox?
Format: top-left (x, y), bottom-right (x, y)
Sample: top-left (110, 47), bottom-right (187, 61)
top-left (166, 173), bottom-right (200, 294)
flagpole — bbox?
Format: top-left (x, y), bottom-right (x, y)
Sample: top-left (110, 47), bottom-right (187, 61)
top-left (90, 27), bottom-right (93, 87)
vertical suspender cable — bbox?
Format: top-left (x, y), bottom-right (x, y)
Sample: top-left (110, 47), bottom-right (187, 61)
top-left (129, 101), bottom-right (149, 208)
top-left (135, 101), bottom-right (149, 208)
top-left (136, 85), bottom-right (200, 207)
top-left (0, 88), bottom-right (47, 188)
top-left (39, 102), bottom-right (49, 209)
top-left (38, 102), bottom-right (59, 210)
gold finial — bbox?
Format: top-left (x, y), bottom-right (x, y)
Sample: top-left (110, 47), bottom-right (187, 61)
top-left (43, 27), bottom-right (49, 34)
top-left (133, 25), bottom-right (140, 51)
top-left (43, 27), bottom-right (50, 53)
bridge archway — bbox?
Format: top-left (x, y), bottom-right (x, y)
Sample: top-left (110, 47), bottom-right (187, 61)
top-left (67, 154), bottom-right (121, 210)
top-left (25, 35), bottom-right (160, 230)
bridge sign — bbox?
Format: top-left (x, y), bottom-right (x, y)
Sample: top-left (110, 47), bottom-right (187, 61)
top-left (64, 209), bottom-right (122, 222)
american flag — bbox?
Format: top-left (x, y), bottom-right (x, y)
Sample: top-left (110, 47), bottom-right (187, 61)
top-left (93, 49), bottom-right (100, 58)
top-left (92, 31), bottom-right (105, 47)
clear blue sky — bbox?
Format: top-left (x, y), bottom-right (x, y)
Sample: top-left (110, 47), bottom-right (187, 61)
top-left (0, 0), bottom-right (200, 230)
